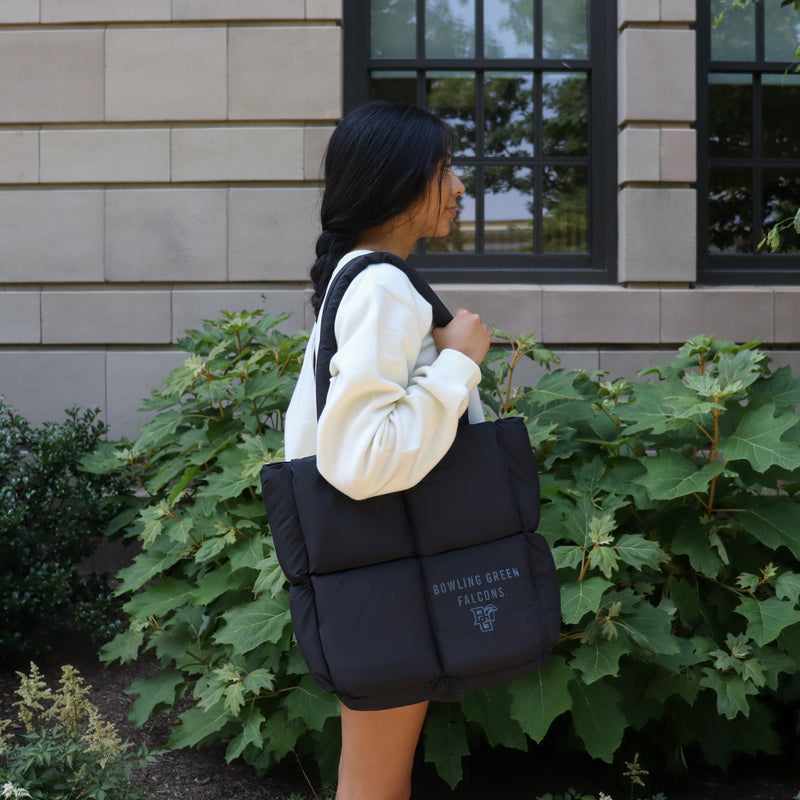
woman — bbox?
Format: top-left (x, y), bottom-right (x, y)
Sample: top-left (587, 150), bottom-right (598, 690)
top-left (284, 100), bottom-right (492, 800)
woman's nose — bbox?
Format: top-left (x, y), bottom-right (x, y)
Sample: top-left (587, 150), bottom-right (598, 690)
top-left (451, 171), bottom-right (465, 196)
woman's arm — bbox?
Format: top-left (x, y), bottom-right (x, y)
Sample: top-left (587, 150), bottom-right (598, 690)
top-left (316, 266), bottom-right (481, 500)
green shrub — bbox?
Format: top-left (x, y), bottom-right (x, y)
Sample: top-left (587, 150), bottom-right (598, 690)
top-left (0, 663), bottom-right (158, 799)
top-left (0, 401), bottom-right (131, 662)
top-left (92, 312), bottom-right (800, 788)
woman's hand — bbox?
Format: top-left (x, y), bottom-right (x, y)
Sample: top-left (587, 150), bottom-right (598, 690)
top-left (432, 308), bottom-right (492, 365)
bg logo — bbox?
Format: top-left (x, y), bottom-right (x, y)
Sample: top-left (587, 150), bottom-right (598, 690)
top-left (470, 604), bottom-right (498, 632)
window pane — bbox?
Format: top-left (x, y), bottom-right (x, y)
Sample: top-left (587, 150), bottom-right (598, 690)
top-left (542, 0), bottom-right (588, 59)
top-left (708, 73), bottom-right (752, 157)
top-left (485, 72), bottom-right (534, 157)
top-left (710, 0), bottom-right (755, 61)
top-left (543, 72), bottom-right (588, 157)
top-left (708, 167), bottom-right (753, 253)
top-left (426, 166), bottom-right (476, 252)
top-left (763, 169), bottom-right (800, 253)
top-left (426, 0), bottom-right (476, 59)
top-left (370, 71), bottom-right (417, 104)
top-left (371, 0), bottom-right (416, 59)
top-left (484, 0), bottom-right (533, 58)
top-left (426, 72), bottom-right (477, 157)
top-left (765, 0), bottom-right (800, 62)
top-left (484, 167), bottom-right (534, 252)
top-left (543, 166), bottom-right (587, 253)
top-left (762, 74), bottom-right (800, 158)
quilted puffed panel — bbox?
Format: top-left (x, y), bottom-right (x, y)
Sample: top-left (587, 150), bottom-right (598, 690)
top-left (260, 460), bottom-right (309, 583)
top-left (311, 559), bottom-right (441, 699)
top-left (421, 532), bottom-right (555, 677)
top-left (404, 421), bottom-right (522, 556)
top-left (288, 582), bottom-right (336, 694)
top-left (494, 417), bottom-right (541, 532)
top-left (291, 461), bottom-right (417, 575)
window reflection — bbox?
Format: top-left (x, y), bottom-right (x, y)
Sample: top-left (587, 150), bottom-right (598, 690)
top-left (426, 0), bottom-right (475, 59)
top-left (484, 0), bottom-right (533, 58)
top-left (543, 72), bottom-right (588, 157)
top-left (765, 0), bottom-right (800, 61)
top-left (371, 0), bottom-right (416, 58)
top-left (711, 0), bottom-right (755, 60)
top-left (370, 71), bottom-right (417, 105)
top-left (762, 75), bottom-right (800, 159)
top-left (485, 72), bottom-right (534, 157)
top-left (763, 170), bottom-right (800, 253)
top-left (485, 167), bottom-right (534, 253)
top-left (708, 74), bottom-right (752, 158)
top-left (708, 168), bottom-right (753, 253)
top-left (543, 166), bottom-right (587, 253)
top-left (426, 72), bottom-right (477, 157)
top-left (542, 0), bottom-right (588, 59)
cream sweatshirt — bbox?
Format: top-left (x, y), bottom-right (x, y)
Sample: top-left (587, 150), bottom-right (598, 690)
top-left (284, 250), bottom-right (484, 500)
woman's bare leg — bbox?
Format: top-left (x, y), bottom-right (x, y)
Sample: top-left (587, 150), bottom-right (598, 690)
top-left (336, 701), bottom-right (429, 800)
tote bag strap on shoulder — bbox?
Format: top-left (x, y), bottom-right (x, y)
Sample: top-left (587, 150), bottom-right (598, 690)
top-left (315, 251), bottom-right (453, 419)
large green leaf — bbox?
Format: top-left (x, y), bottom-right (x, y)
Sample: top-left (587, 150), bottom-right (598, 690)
top-left (124, 577), bottom-right (194, 620)
top-left (225, 704), bottom-right (266, 762)
top-left (699, 670), bottom-right (759, 720)
top-left (168, 701), bottom-right (235, 749)
top-left (282, 674), bottom-right (340, 732)
top-left (213, 594), bottom-right (291, 653)
top-left (460, 687), bottom-right (526, 750)
top-left (126, 670), bottom-right (185, 727)
top-left (561, 576), bottom-right (613, 624)
top-left (507, 654), bottom-right (572, 742)
top-left (633, 452), bottom-right (726, 501)
top-left (737, 497), bottom-right (800, 560)
top-left (568, 638), bottom-right (628, 684)
top-left (613, 533), bottom-right (668, 572)
top-left (737, 596), bottom-right (800, 646)
top-left (423, 702), bottom-right (470, 789)
top-left (569, 678), bottom-right (627, 762)
top-left (722, 402), bottom-right (800, 472)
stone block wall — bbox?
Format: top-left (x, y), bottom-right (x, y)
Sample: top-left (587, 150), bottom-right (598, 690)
top-left (0, 2), bottom-right (339, 436)
top-left (1, 0), bottom-right (798, 438)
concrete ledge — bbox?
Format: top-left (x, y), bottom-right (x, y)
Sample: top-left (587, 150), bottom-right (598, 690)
top-left (433, 284), bottom-right (544, 340)
top-left (775, 288), bottom-right (800, 343)
top-left (660, 287), bottom-right (774, 344)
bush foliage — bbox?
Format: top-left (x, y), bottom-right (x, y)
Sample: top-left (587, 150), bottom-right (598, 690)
top-left (89, 311), bottom-right (800, 787)
top-left (0, 401), bottom-right (129, 662)
top-left (0, 663), bottom-right (158, 799)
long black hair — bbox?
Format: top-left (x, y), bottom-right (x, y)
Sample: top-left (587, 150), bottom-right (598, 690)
top-left (309, 100), bottom-right (452, 316)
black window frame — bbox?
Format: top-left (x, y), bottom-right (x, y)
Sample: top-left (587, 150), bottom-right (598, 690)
top-left (697, 0), bottom-right (800, 284)
top-left (342, 0), bottom-right (618, 283)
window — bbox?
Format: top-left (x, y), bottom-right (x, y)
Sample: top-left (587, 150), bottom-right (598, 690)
top-left (343, 0), bottom-right (617, 282)
top-left (698, 0), bottom-right (800, 283)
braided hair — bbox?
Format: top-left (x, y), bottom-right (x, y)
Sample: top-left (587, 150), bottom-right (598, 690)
top-left (309, 101), bottom-right (452, 317)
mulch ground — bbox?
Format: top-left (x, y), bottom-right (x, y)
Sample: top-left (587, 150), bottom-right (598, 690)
top-left (2, 645), bottom-right (799, 800)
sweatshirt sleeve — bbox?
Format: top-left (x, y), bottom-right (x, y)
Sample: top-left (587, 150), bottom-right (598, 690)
top-left (315, 267), bottom-right (481, 500)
